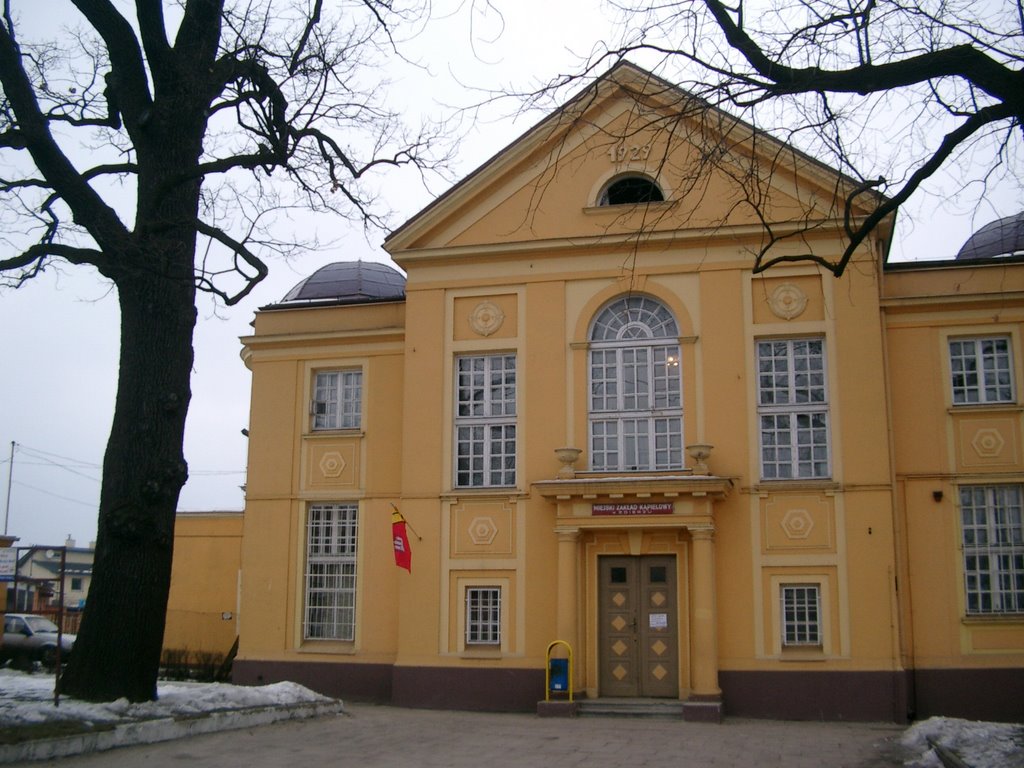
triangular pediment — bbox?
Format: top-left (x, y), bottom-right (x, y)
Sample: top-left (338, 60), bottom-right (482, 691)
top-left (384, 62), bottom-right (885, 264)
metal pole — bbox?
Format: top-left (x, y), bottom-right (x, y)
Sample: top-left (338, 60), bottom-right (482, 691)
top-left (55, 546), bottom-right (66, 707)
top-left (3, 441), bottom-right (13, 536)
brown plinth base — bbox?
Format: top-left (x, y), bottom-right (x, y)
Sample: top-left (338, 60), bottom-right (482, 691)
top-left (537, 700), bottom-right (579, 718)
top-left (682, 695), bottom-right (723, 723)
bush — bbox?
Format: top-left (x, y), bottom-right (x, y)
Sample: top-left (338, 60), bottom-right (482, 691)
top-left (159, 648), bottom-right (225, 682)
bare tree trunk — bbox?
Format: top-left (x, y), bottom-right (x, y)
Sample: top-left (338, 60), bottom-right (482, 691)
top-left (60, 262), bottom-right (196, 702)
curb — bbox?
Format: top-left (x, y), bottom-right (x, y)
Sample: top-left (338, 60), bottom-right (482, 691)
top-left (0, 699), bottom-right (345, 763)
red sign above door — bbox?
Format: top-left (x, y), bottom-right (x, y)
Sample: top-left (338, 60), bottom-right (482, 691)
top-left (592, 502), bottom-right (673, 516)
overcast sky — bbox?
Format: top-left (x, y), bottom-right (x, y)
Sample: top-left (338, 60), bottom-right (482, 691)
top-left (1, 0), bottom-right (1019, 549)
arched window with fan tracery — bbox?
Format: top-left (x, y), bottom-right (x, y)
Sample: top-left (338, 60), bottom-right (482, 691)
top-left (588, 295), bottom-right (683, 471)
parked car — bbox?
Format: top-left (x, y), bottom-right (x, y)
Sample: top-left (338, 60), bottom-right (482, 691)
top-left (1, 613), bottom-right (75, 670)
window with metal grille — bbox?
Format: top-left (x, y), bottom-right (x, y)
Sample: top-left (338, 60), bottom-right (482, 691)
top-left (588, 296), bottom-right (682, 471)
top-left (455, 354), bottom-right (516, 487)
top-left (312, 370), bottom-right (362, 430)
top-left (960, 485), bottom-right (1024, 614)
top-left (465, 587), bottom-right (501, 645)
top-left (304, 503), bottom-right (358, 640)
top-left (781, 584), bottom-right (821, 646)
top-left (949, 337), bottom-right (1014, 405)
top-left (757, 338), bottom-right (830, 479)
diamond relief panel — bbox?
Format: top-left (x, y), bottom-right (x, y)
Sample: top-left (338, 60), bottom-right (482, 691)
top-left (651, 664), bottom-right (668, 680)
top-left (972, 428), bottom-right (1005, 458)
top-left (467, 516), bottom-right (498, 545)
top-left (613, 665), bottom-right (628, 680)
top-left (612, 592), bottom-right (626, 607)
top-left (318, 451), bottom-right (346, 478)
top-left (612, 640), bottom-right (628, 657)
top-left (611, 616), bottom-right (627, 632)
top-left (651, 640), bottom-right (667, 656)
top-left (305, 440), bottom-right (359, 490)
top-left (650, 591), bottom-right (666, 607)
top-left (956, 416), bottom-right (1019, 469)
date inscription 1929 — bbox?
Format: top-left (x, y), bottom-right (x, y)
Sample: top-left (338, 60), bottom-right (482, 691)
top-left (608, 144), bottom-right (652, 163)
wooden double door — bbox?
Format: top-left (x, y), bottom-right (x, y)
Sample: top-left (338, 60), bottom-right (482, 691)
top-left (598, 555), bottom-right (679, 698)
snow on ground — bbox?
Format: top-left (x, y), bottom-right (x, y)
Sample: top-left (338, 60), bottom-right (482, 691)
top-left (1, 669), bottom-right (1022, 767)
top-left (901, 716), bottom-right (1024, 768)
top-left (0, 668), bottom-right (332, 727)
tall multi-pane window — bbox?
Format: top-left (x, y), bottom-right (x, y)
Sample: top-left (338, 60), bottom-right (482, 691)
top-left (781, 584), bottom-right (821, 646)
top-left (757, 339), bottom-right (830, 479)
top-left (304, 503), bottom-right (358, 640)
top-left (589, 296), bottom-right (682, 471)
top-left (312, 370), bottom-right (362, 430)
top-left (949, 337), bottom-right (1014, 405)
top-left (465, 587), bottom-right (502, 645)
top-left (455, 354), bottom-right (516, 487)
top-left (960, 485), bottom-right (1024, 615)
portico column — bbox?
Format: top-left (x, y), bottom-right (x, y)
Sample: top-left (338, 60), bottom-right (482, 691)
top-left (555, 526), bottom-right (580, 687)
top-left (690, 526), bottom-right (721, 697)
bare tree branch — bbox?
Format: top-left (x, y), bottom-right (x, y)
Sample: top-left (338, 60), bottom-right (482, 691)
top-left (0, 0), bottom-right (448, 702)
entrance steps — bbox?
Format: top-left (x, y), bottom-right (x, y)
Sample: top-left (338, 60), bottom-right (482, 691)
top-left (576, 698), bottom-right (685, 719)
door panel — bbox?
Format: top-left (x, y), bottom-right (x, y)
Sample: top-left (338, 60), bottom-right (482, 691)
top-left (598, 555), bottom-right (678, 698)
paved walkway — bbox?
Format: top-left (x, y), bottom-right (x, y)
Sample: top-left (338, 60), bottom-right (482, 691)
top-left (32, 703), bottom-right (908, 767)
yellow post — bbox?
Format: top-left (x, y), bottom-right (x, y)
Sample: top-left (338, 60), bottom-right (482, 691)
top-left (544, 639), bottom-right (573, 703)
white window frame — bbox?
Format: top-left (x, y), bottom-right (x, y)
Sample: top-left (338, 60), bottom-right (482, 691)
top-left (960, 484), bottom-right (1024, 615)
top-left (312, 370), bottom-right (362, 430)
top-left (454, 354), bottom-right (517, 488)
top-left (780, 584), bottom-right (822, 647)
top-left (757, 338), bottom-right (830, 480)
top-left (588, 296), bottom-right (683, 471)
top-left (303, 503), bottom-right (359, 641)
top-left (465, 586), bottom-right (502, 646)
top-left (949, 336), bottom-right (1015, 406)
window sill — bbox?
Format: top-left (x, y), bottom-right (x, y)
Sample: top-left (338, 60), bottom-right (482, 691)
top-left (947, 404), bottom-right (1022, 414)
top-left (575, 470), bottom-right (692, 479)
top-left (582, 201), bottom-right (676, 215)
top-left (778, 647), bottom-right (827, 662)
top-left (460, 648), bottom-right (503, 660)
top-left (298, 641), bottom-right (357, 655)
top-left (962, 613), bottom-right (1024, 625)
top-left (305, 429), bottom-right (365, 438)
top-left (750, 480), bottom-right (839, 493)
top-left (443, 488), bottom-right (528, 500)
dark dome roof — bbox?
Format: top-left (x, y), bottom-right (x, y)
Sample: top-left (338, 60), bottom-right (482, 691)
top-left (281, 260), bottom-right (406, 304)
top-left (956, 212), bottom-right (1024, 261)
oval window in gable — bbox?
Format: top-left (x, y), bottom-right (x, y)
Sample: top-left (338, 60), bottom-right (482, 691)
top-left (598, 175), bottom-right (665, 206)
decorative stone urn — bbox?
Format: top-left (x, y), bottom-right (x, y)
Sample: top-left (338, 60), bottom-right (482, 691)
top-left (554, 447), bottom-right (583, 479)
top-left (686, 443), bottom-right (713, 475)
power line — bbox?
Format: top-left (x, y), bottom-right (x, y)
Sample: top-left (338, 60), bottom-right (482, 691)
top-left (12, 481), bottom-right (98, 509)
top-left (15, 459), bottom-right (101, 483)
top-left (16, 444), bottom-right (103, 468)
top-left (11, 442), bottom-right (243, 477)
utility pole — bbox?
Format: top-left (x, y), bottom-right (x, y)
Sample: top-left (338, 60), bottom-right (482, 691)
top-left (3, 441), bottom-right (13, 535)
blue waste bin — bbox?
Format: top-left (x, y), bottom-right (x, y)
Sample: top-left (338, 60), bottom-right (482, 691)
top-left (548, 658), bottom-right (568, 692)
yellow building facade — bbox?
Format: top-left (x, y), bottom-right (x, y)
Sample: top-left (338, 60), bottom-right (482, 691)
top-left (232, 63), bottom-right (1024, 721)
top-left (164, 511), bottom-right (243, 659)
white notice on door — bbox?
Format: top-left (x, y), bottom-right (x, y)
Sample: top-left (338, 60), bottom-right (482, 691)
top-left (649, 613), bottom-right (668, 629)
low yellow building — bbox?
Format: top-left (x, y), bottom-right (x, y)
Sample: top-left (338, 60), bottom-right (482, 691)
top-left (164, 511), bottom-right (243, 661)
top-left (883, 251), bottom-right (1024, 721)
top-left (231, 63), bottom-right (1023, 721)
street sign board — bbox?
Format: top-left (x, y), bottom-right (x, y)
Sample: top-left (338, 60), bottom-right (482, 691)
top-left (0, 548), bottom-right (15, 582)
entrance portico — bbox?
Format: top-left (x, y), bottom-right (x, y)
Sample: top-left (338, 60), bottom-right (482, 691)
top-left (535, 474), bottom-right (732, 721)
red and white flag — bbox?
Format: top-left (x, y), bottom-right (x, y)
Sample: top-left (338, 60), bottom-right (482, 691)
top-left (392, 508), bottom-right (412, 572)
